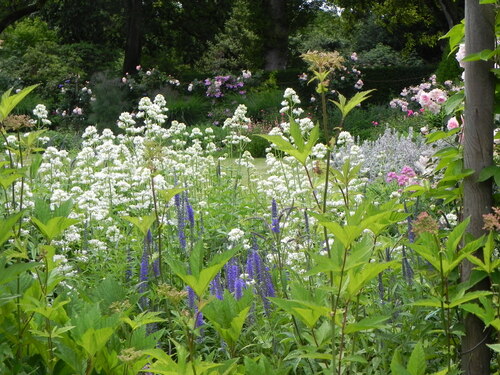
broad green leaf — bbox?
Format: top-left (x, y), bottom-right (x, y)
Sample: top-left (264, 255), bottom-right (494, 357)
top-left (122, 311), bottom-right (165, 331)
top-left (412, 297), bottom-right (442, 308)
top-left (391, 349), bottom-right (412, 375)
top-left (0, 173), bottom-right (23, 190)
top-left (342, 355), bottom-right (368, 364)
top-left (478, 165), bottom-right (500, 186)
top-left (344, 315), bottom-right (390, 334)
top-left (426, 128), bottom-right (460, 144)
top-left (166, 248), bottom-right (237, 298)
top-left (407, 341), bottom-right (426, 375)
top-left (0, 84), bottom-right (39, 121)
top-left (31, 216), bottom-right (80, 243)
top-left (0, 257), bottom-right (39, 286)
top-left (441, 21), bottom-right (464, 51)
top-left (289, 117), bottom-right (304, 151)
top-left (122, 215), bottom-right (156, 237)
top-left (320, 221), bottom-right (362, 248)
top-left (78, 327), bottom-right (114, 357)
top-left (0, 211), bottom-right (23, 247)
top-left (447, 290), bottom-right (492, 308)
top-left (487, 343), bottom-right (500, 353)
top-left (257, 134), bottom-right (294, 151)
top-left (462, 49), bottom-right (498, 62)
top-left (444, 91), bottom-right (464, 115)
top-left (203, 291), bottom-right (253, 347)
top-left (158, 187), bottom-right (187, 204)
top-left (330, 89), bottom-right (375, 119)
top-left (346, 261), bottom-right (399, 297)
top-left (270, 297), bottom-right (329, 328)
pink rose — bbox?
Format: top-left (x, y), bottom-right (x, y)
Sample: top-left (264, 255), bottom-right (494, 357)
top-left (447, 117), bottom-right (460, 130)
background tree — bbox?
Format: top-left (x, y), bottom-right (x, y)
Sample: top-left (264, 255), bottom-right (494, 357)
top-left (462, 0), bottom-right (495, 373)
top-left (329, 0), bottom-right (464, 60)
top-left (0, 0), bottom-right (48, 33)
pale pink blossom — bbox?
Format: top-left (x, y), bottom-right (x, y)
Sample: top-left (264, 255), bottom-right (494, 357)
top-left (447, 117), bottom-right (460, 130)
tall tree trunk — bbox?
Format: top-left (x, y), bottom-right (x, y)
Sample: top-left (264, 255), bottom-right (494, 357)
top-left (123, 0), bottom-right (143, 75)
top-left (263, 0), bottom-right (288, 71)
top-left (462, 1), bottom-right (495, 374)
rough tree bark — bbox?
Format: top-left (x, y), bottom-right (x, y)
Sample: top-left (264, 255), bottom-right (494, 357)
top-left (462, 1), bottom-right (495, 374)
top-left (122, 0), bottom-right (143, 75)
top-left (263, 0), bottom-right (288, 71)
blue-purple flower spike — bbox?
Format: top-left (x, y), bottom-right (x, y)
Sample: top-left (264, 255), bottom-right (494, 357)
top-left (234, 278), bottom-right (246, 300)
top-left (271, 199), bottom-right (280, 234)
top-left (210, 273), bottom-right (224, 300)
top-left (175, 192), bottom-right (186, 251)
top-left (186, 198), bottom-right (195, 227)
top-left (225, 258), bottom-right (240, 293)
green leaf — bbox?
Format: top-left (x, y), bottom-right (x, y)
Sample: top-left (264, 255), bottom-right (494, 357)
top-left (320, 221), bottom-right (363, 248)
top-left (346, 261), bottom-right (399, 298)
top-left (31, 216), bottom-right (80, 243)
top-left (122, 311), bottom-right (165, 331)
top-left (407, 342), bottom-right (426, 375)
top-left (426, 128), bottom-right (460, 144)
top-left (270, 297), bottom-right (329, 329)
top-left (78, 327), bottom-right (114, 357)
top-left (441, 21), bottom-right (464, 51)
top-left (203, 290), bottom-right (253, 347)
top-left (158, 187), bottom-right (187, 204)
top-left (257, 134), bottom-right (294, 151)
top-left (478, 165), bottom-right (500, 186)
top-left (0, 85), bottom-right (39, 121)
top-left (443, 91), bottom-right (464, 115)
top-left (289, 117), bottom-right (304, 151)
top-left (447, 290), bottom-right (492, 308)
top-left (412, 297), bottom-right (442, 308)
top-left (122, 215), bottom-right (156, 237)
top-left (462, 49), bottom-right (498, 62)
top-left (330, 89), bottom-right (375, 119)
top-left (344, 315), bottom-right (390, 334)
top-left (0, 211), bottom-right (23, 247)
top-left (166, 248), bottom-right (237, 298)
top-left (487, 343), bottom-right (500, 353)
top-left (0, 257), bottom-right (39, 286)
top-left (391, 349), bottom-right (412, 375)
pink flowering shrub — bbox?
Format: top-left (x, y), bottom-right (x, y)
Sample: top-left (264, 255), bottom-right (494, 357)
top-left (389, 74), bottom-right (461, 115)
top-left (386, 165), bottom-right (418, 186)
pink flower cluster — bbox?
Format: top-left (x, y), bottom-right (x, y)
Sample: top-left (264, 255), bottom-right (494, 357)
top-left (386, 166), bottom-right (417, 186)
top-left (204, 74), bottom-right (247, 98)
top-left (416, 88), bottom-right (447, 114)
top-left (389, 75), bottom-right (462, 115)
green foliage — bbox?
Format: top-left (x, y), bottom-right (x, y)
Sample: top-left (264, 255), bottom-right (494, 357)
top-left (359, 43), bottom-right (425, 68)
top-left (197, 0), bottom-right (262, 73)
top-left (0, 85), bottom-right (38, 121)
top-left (203, 290), bottom-right (253, 351)
top-left (88, 72), bottom-right (130, 131)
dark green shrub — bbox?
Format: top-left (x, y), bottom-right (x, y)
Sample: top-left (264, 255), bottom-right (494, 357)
top-left (88, 72), bottom-right (130, 131)
top-left (435, 46), bottom-right (462, 83)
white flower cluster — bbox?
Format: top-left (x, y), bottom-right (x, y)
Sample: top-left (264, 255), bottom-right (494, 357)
top-left (223, 104), bottom-right (251, 145)
top-left (228, 228), bottom-right (245, 242)
top-left (32, 104), bottom-right (51, 126)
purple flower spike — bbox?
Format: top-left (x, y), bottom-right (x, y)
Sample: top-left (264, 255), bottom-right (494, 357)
top-left (187, 286), bottom-right (196, 309)
top-left (225, 258), bottom-right (240, 293)
top-left (271, 199), bottom-right (280, 234)
top-left (210, 273), bottom-right (224, 300)
top-left (234, 278), bottom-right (246, 300)
top-left (186, 199), bottom-right (195, 227)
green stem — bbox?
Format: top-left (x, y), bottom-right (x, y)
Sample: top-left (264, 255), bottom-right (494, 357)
top-left (337, 301), bottom-right (351, 375)
top-left (150, 174), bottom-right (163, 280)
top-left (437, 244), bottom-right (451, 371)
